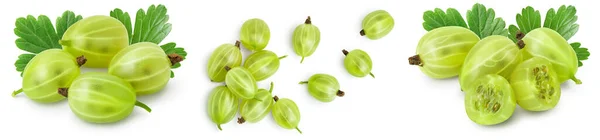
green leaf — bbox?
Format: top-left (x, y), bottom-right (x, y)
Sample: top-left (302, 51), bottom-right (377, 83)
top-left (14, 15), bottom-right (61, 53)
top-left (508, 25), bottom-right (519, 42)
top-left (110, 8), bottom-right (133, 44)
top-left (570, 42), bottom-right (589, 67)
top-left (422, 8), bottom-right (467, 31)
top-left (516, 6), bottom-right (541, 34)
top-left (466, 3), bottom-right (508, 38)
top-left (15, 54), bottom-right (36, 76)
top-left (131, 4), bottom-right (172, 44)
top-left (56, 11), bottom-right (82, 39)
top-left (543, 5), bottom-right (578, 41)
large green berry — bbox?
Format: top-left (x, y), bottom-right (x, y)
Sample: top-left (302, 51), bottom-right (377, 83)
top-left (360, 10), bottom-right (394, 40)
top-left (60, 15), bottom-right (129, 68)
top-left (224, 66), bottom-right (258, 100)
top-left (243, 50), bottom-right (287, 81)
top-left (299, 74), bottom-right (344, 102)
top-left (272, 96), bottom-right (302, 134)
top-left (292, 16), bottom-right (321, 63)
top-left (509, 57), bottom-right (561, 111)
top-left (207, 85), bottom-right (239, 130)
top-left (343, 49), bottom-right (374, 78)
top-left (240, 18), bottom-right (270, 51)
top-left (207, 41), bottom-right (243, 82)
top-left (13, 49), bottom-right (85, 103)
top-left (521, 28), bottom-right (580, 84)
top-left (61, 72), bottom-right (151, 124)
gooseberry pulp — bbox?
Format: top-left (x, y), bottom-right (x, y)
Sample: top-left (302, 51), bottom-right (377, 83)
top-left (409, 26), bottom-right (480, 79)
top-left (299, 74), bottom-right (344, 102)
top-left (108, 42), bottom-right (183, 95)
top-left (360, 10), bottom-right (394, 40)
top-left (272, 96), bottom-right (302, 134)
top-left (520, 28), bottom-right (580, 84)
top-left (60, 72), bottom-right (151, 124)
top-left (59, 15), bottom-right (129, 68)
top-left (207, 85), bottom-right (239, 130)
top-left (343, 49), bottom-right (374, 78)
top-left (207, 41), bottom-right (243, 82)
top-left (240, 18), bottom-right (270, 51)
top-left (465, 74), bottom-right (516, 126)
top-left (509, 57), bottom-right (561, 111)
top-left (292, 16), bottom-right (321, 63)
top-left (459, 35), bottom-right (522, 91)
top-left (12, 49), bottom-right (86, 103)
top-left (243, 50), bottom-right (287, 81)
top-left (224, 66), bottom-right (258, 100)
top-left (238, 82), bottom-right (274, 124)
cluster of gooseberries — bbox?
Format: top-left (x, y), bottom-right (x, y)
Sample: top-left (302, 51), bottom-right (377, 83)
top-left (12, 15), bottom-right (184, 123)
top-left (207, 10), bottom-right (394, 133)
top-left (410, 26), bottom-right (581, 125)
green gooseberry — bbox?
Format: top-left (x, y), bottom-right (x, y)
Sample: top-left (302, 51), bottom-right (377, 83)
top-left (207, 85), bottom-right (239, 130)
top-left (61, 72), bottom-right (151, 124)
top-left (238, 82), bottom-right (274, 124)
top-left (408, 26), bottom-right (480, 79)
top-left (360, 10), bottom-right (394, 40)
top-left (60, 15), bottom-right (129, 68)
top-left (292, 16), bottom-right (321, 63)
top-left (464, 74), bottom-right (516, 125)
top-left (299, 74), bottom-right (344, 102)
top-left (509, 57), bottom-right (561, 111)
top-left (520, 28), bottom-right (581, 84)
top-left (207, 41), bottom-right (243, 82)
top-left (12, 49), bottom-right (86, 103)
top-left (224, 66), bottom-right (258, 100)
top-left (243, 50), bottom-right (287, 81)
top-left (240, 18), bottom-right (270, 51)
top-left (342, 49), bottom-right (374, 78)
top-left (108, 42), bottom-right (183, 95)
top-left (271, 96), bottom-right (302, 134)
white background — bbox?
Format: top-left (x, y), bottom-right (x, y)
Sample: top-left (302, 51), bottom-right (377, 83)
top-left (0, 0), bottom-right (598, 139)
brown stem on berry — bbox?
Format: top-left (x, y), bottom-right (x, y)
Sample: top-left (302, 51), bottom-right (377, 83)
top-left (168, 54), bottom-right (184, 66)
top-left (273, 96), bottom-right (279, 102)
top-left (58, 88), bottom-right (68, 97)
top-left (237, 117), bottom-right (246, 124)
top-left (305, 16), bottom-right (312, 24)
top-left (224, 66), bottom-right (231, 71)
top-left (342, 49), bottom-right (349, 56)
top-left (337, 90), bottom-right (345, 97)
top-left (408, 55), bottom-right (423, 66)
top-left (515, 30), bottom-right (525, 40)
top-left (235, 40), bottom-right (241, 49)
top-left (76, 55), bottom-right (87, 67)
top-left (517, 40), bottom-right (525, 49)
top-left (360, 29), bottom-right (366, 36)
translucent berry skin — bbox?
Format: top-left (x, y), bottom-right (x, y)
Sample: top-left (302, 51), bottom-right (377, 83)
top-left (521, 27), bottom-right (580, 84)
top-left (243, 50), bottom-right (285, 81)
top-left (21, 49), bottom-right (80, 103)
top-left (272, 97), bottom-right (302, 133)
top-left (509, 57), bottom-right (561, 111)
top-left (207, 42), bottom-right (243, 82)
top-left (292, 17), bottom-right (320, 63)
top-left (66, 72), bottom-right (148, 124)
top-left (240, 83), bottom-right (274, 123)
top-left (301, 74), bottom-right (343, 102)
top-left (225, 67), bottom-right (258, 100)
top-left (411, 26), bottom-right (480, 79)
top-left (465, 74), bottom-right (516, 126)
top-left (459, 35), bottom-right (523, 91)
top-left (343, 49), bottom-right (374, 78)
top-left (60, 15), bottom-right (129, 68)
top-left (240, 18), bottom-right (270, 51)
top-left (108, 42), bottom-right (171, 95)
top-left (361, 10), bottom-right (394, 40)
top-left (207, 85), bottom-right (239, 130)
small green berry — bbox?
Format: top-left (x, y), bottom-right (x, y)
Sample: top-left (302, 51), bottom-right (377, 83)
top-left (207, 85), bottom-right (239, 130)
top-left (292, 16), bottom-right (321, 63)
top-left (271, 96), bottom-right (302, 134)
top-left (224, 66), bottom-right (258, 100)
top-left (238, 82), bottom-right (275, 124)
top-left (299, 74), bottom-right (344, 102)
top-left (342, 49), bottom-right (374, 78)
top-left (243, 50), bottom-right (287, 81)
top-left (360, 10), bottom-right (394, 40)
top-left (207, 41), bottom-right (243, 82)
top-left (240, 18), bottom-right (270, 51)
